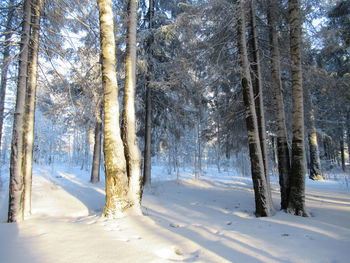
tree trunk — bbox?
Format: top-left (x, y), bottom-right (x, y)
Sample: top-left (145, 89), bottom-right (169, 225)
top-left (267, 0), bottom-right (291, 210)
top-left (271, 135), bottom-right (278, 168)
top-left (237, 0), bottom-right (272, 217)
top-left (195, 114), bottom-right (202, 179)
top-left (347, 123), bottom-right (350, 165)
top-left (0, 0), bottom-right (16, 152)
top-left (248, 0), bottom-right (273, 208)
top-left (216, 120), bottom-right (221, 172)
top-left (97, 0), bottom-right (130, 218)
top-left (122, 0), bottom-right (142, 212)
top-left (22, 0), bottom-right (43, 217)
top-left (287, 0), bottom-right (308, 217)
top-left (143, 79), bottom-right (152, 186)
top-left (340, 130), bottom-right (346, 172)
top-left (143, 0), bottom-right (155, 187)
top-left (248, 0), bottom-right (268, 180)
top-left (8, 0), bottom-right (32, 223)
top-left (90, 107), bottom-right (102, 184)
top-left (306, 91), bottom-right (323, 180)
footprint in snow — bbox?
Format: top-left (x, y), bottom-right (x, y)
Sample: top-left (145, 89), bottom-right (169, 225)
top-left (154, 246), bottom-right (185, 261)
top-left (169, 222), bottom-right (184, 228)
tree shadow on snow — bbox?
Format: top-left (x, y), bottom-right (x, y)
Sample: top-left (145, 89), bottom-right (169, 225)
top-left (35, 167), bottom-right (105, 216)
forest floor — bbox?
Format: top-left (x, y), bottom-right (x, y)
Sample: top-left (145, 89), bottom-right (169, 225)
top-left (0, 164), bottom-right (350, 263)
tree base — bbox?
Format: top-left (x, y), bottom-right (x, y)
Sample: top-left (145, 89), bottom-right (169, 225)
top-left (103, 199), bottom-right (132, 219)
top-left (309, 173), bottom-right (323, 181)
top-left (286, 207), bottom-right (309, 217)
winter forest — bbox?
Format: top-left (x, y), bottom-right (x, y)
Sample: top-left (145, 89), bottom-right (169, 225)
top-left (0, 0), bottom-right (349, 262)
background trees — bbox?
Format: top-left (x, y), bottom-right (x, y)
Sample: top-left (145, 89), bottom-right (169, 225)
top-left (1, 0), bottom-right (349, 220)
top-left (7, 0), bottom-right (43, 222)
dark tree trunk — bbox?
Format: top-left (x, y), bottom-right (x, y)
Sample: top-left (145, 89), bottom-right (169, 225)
top-left (267, 0), bottom-right (291, 211)
top-left (8, 0), bottom-right (32, 223)
top-left (248, 0), bottom-right (269, 180)
top-left (347, 123), bottom-right (350, 165)
top-left (306, 91), bottom-right (323, 181)
top-left (90, 108), bottom-right (103, 184)
top-left (340, 131), bottom-right (346, 172)
top-left (287, 0), bottom-right (308, 217)
top-left (143, 0), bottom-right (155, 187)
top-left (143, 79), bottom-right (152, 186)
top-left (237, 0), bottom-right (273, 217)
top-left (248, 0), bottom-right (273, 208)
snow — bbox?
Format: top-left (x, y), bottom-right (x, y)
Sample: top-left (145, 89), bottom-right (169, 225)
top-left (0, 165), bottom-right (350, 263)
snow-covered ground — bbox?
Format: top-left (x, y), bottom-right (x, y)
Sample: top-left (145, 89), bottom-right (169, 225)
top-left (0, 165), bottom-right (349, 263)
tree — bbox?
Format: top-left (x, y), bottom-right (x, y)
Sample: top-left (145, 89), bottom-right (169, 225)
top-left (122, 0), bottom-right (143, 211)
top-left (22, 0), bottom-right (43, 217)
top-left (0, 0), bottom-right (16, 152)
top-left (237, 0), bottom-right (273, 217)
top-left (142, 0), bottom-right (155, 187)
top-left (248, 0), bottom-right (268, 179)
top-left (287, 0), bottom-right (308, 216)
top-left (97, 0), bottom-right (130, 218)
top-left (90, 104), bottom-right (102, 184)
top-left (248, 0), bottom-right (272, 206)
top-left (266, 0), bottom-right (291, 210)
top-left (306, 90), bottom-right (323, 180)
top-left (8, 0), bottom-right (32, 223)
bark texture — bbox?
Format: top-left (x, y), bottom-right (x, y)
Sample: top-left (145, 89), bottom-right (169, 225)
top-left (347, 123), bottom-right (350, 165)
top-left (340, 131), bottom-right (346, 172)
top-left (287, 0), bottom-right (308, 216)
top-left (143, 0), bottom-right (155, 187)
top-left (8, 0), bottom-right (32, 223)
top-left (248, 0), bottom-right (268, 180)
top-left (90, 107), bottom-right (102, 184)
top-left (248, 0), bottom-right (273, 208)
top-left (0, 0), bottom-right (16, 151)
top-left (237, 0), bottom-right (272, 217)
top-left (122, 0), bottom-right (143, 212)
top-left (97, 0), bottom-right (130, 218)
top-left (267, 0), bottom-right (291, 210)
top-left (306, 91), bottom-right (323, 181)
top-left (23, 0), bottom-right (43, 217)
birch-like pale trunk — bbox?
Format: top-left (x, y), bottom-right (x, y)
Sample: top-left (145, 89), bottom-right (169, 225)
top-left (0, 0), bottom-right (15, 151)
top-left (267, 0), bottom-right (291, 210)
top-left (23, 0), bottom-right (43, 217)
top-left (287, 0), bottom-right (308, 216)
top-left (122, 0), bottom-right (143, 213)
top-left (8, 0), bottom-right (32, 223)
top-left (237, 0), bottom-right (272, 217)
top-left (97, 0), bottom-right (130, 218)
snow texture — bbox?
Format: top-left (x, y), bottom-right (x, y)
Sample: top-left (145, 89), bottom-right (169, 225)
top-left (0, 165), bottom-right (349, 262)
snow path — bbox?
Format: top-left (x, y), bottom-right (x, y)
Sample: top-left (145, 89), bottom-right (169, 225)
top-left (1, 166), bottom-right (350, 262)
